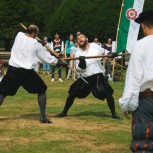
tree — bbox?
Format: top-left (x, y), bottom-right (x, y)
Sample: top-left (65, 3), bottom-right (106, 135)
top-left (49, 0), bottom-right (153, 42)
top-left (33, 0), bottom-right (63, 38)
top-left (0, 0), bottom-right (44, 50)
top-left (49, 0), bottom-right (122, 41)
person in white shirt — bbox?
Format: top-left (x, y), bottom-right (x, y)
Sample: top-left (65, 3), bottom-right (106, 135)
top-left (66, 39), bottom-right (79, 80)
top-left (93, 36), bottom-right (102, 47)
top-left (42, 37), bottom-right (51, 75)
top-left (119, 11), bottom-right (153, 152)
top-left (0, 63), bottom-right (5, 82)
top-left (0, 24), bottom-right (58, 123)
top-left (56, 34), bottom-right (120, 120)
top-left (50, 33), bottom-right (64, 82)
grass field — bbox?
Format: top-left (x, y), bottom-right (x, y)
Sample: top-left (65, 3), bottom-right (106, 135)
top-left (0, 73), bottom-right (131, 153)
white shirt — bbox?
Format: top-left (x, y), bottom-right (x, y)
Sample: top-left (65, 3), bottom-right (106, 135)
top-left (0, 70), bottom-right (4, 82)
top-left (70, 46), bottom-right (79, 55)
top-left (119, 35), bottom-right (153, 112)
top-left (50, 40), bottom-right (64, 52)
top-left (75, 43), bottom-right (109, 77)
top-left (9, 32), bottom-right (58, 69)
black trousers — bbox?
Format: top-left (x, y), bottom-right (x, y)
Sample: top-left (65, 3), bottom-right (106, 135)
top-left (63, 73), bottom-right (116, 116)
top-left (0, 65), bottom-right (47, 96)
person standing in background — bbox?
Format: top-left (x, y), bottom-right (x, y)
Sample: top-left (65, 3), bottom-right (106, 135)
top-left (76, 31), bottom-right (81, 38)
top-left (93, 36), bottom-right (102, 46)
top-left (42, 37), bottom-right (51, 75)
top-left (68, 39), bottom-right (79, 80)
top-left (65, 34), bottom-right (74, 79)
top-left (103, 38), bottom-right (113, 81)
top-left (50, 33), bottom-right (64, 82)
top-left (0, 62), bottom-right (6, 82)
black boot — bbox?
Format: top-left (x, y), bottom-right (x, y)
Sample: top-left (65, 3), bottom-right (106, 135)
top-left (40, 116), bottom-right (52, 123)
top-left (55, 112), bottom-right (67, 117)
top-left (112, 114), bottom-right (121, 120)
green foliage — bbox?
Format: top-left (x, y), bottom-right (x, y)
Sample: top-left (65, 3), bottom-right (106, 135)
top-left (0, 0), bottom-right (44, 39)
top-left (0, 0), bottom-right (153, 41)
top-left (49, 0), bottom-right (122, 41)
top-left (144, 0), bottom-right (153, 10)
top-left (49, 0), bottom-right (153, 41)
top-left (33, 0), bottom-right (63, 37)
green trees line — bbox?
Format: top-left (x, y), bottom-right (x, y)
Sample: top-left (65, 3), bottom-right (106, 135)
top-left (0, 0), bottom-right (153, 49)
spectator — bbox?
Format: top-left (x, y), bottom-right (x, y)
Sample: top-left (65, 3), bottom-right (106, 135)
top-left (76, 31), bottom-right (81, 38)
top-left (50, 33), bottom-right (64, 82)
top-left (103, 38), bottom-right (113, 81)
top-left (93, 36), bottom-right (101, 46)
top-left (67, 39), bottom-right (79, 80)
top-left (42, 37), bottom-right (51, 75)
top-left (65, 34), bottom-right (74, 79)
top-left (0, 62), bottom-right (5, 82)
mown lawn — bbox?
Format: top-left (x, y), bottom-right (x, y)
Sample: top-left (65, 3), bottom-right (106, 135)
top-left (0, 73), bottom-right (131, 153)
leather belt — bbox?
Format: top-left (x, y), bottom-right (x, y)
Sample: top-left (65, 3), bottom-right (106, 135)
top-left (139, 89), bottom-right (153, 97)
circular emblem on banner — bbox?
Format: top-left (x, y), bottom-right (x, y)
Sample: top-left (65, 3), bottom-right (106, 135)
top-left (126, 8), bottom-right (138, 20)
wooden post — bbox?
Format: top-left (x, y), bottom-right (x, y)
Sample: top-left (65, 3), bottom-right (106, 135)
top-left (112, 0), bottom-right (125, 82)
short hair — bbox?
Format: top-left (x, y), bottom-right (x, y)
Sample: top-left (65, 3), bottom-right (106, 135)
top-left (135, 10), bottom-right (153, 27)
top-left (26, 24), bottom-right (39, 35)
top-left (77, 33), bottom-right (87, 38)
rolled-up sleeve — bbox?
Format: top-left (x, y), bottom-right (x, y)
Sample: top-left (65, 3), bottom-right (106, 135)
top-left (119, 43), bottom-right (143, 112)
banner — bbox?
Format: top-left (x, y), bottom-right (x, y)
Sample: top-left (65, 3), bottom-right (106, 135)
top-left (116, 0), bottom-right (145, 53)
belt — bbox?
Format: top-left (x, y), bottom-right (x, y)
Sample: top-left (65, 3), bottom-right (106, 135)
top-left (139, 89), bottom-right (153, 97)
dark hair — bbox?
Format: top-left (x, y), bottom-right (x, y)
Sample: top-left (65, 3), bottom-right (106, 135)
top-left (26, 24), bottom-right (39, 34)
top-left (78, 33), bottom-right (88, 38)
top-left (67, 34), bottom-right (74, 46)
top-left (54, 32), bottom-right (60, 36)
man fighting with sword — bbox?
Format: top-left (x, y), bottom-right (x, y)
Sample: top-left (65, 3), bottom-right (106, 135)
top-left (0, 24), bottom-right (66, 123)
top-left (56, 33), bottom-right (120, 120)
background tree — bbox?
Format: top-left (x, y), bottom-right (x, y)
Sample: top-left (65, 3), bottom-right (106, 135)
top-left (49, 0), bottom-right (122, 42)
top-left (33, 0), bottom-right (63, 38)
top-left (0, 0), bottom-right (153, 50)
top-left (49, 0), bottom-right (153, 42)
top-left (0, 0), bottom-right (44, 50)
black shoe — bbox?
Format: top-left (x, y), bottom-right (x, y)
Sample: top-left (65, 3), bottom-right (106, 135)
top-left (112, 114), bottom-right (121, 120)
top-left (55, 112), bottom-right (67, 117)
top-left (40, 116), bottom-right (52, 123)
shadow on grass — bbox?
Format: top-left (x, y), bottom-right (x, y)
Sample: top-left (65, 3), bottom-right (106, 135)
top-left (71, 111), bottom-right (111, 118)
top-left (0, 111), bottom-right (111, 121)
top-left (0, 113), bottom-right (39, 121)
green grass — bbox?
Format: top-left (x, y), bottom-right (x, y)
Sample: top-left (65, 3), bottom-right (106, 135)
top-left (0, 74), bottom-right (131, 153)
